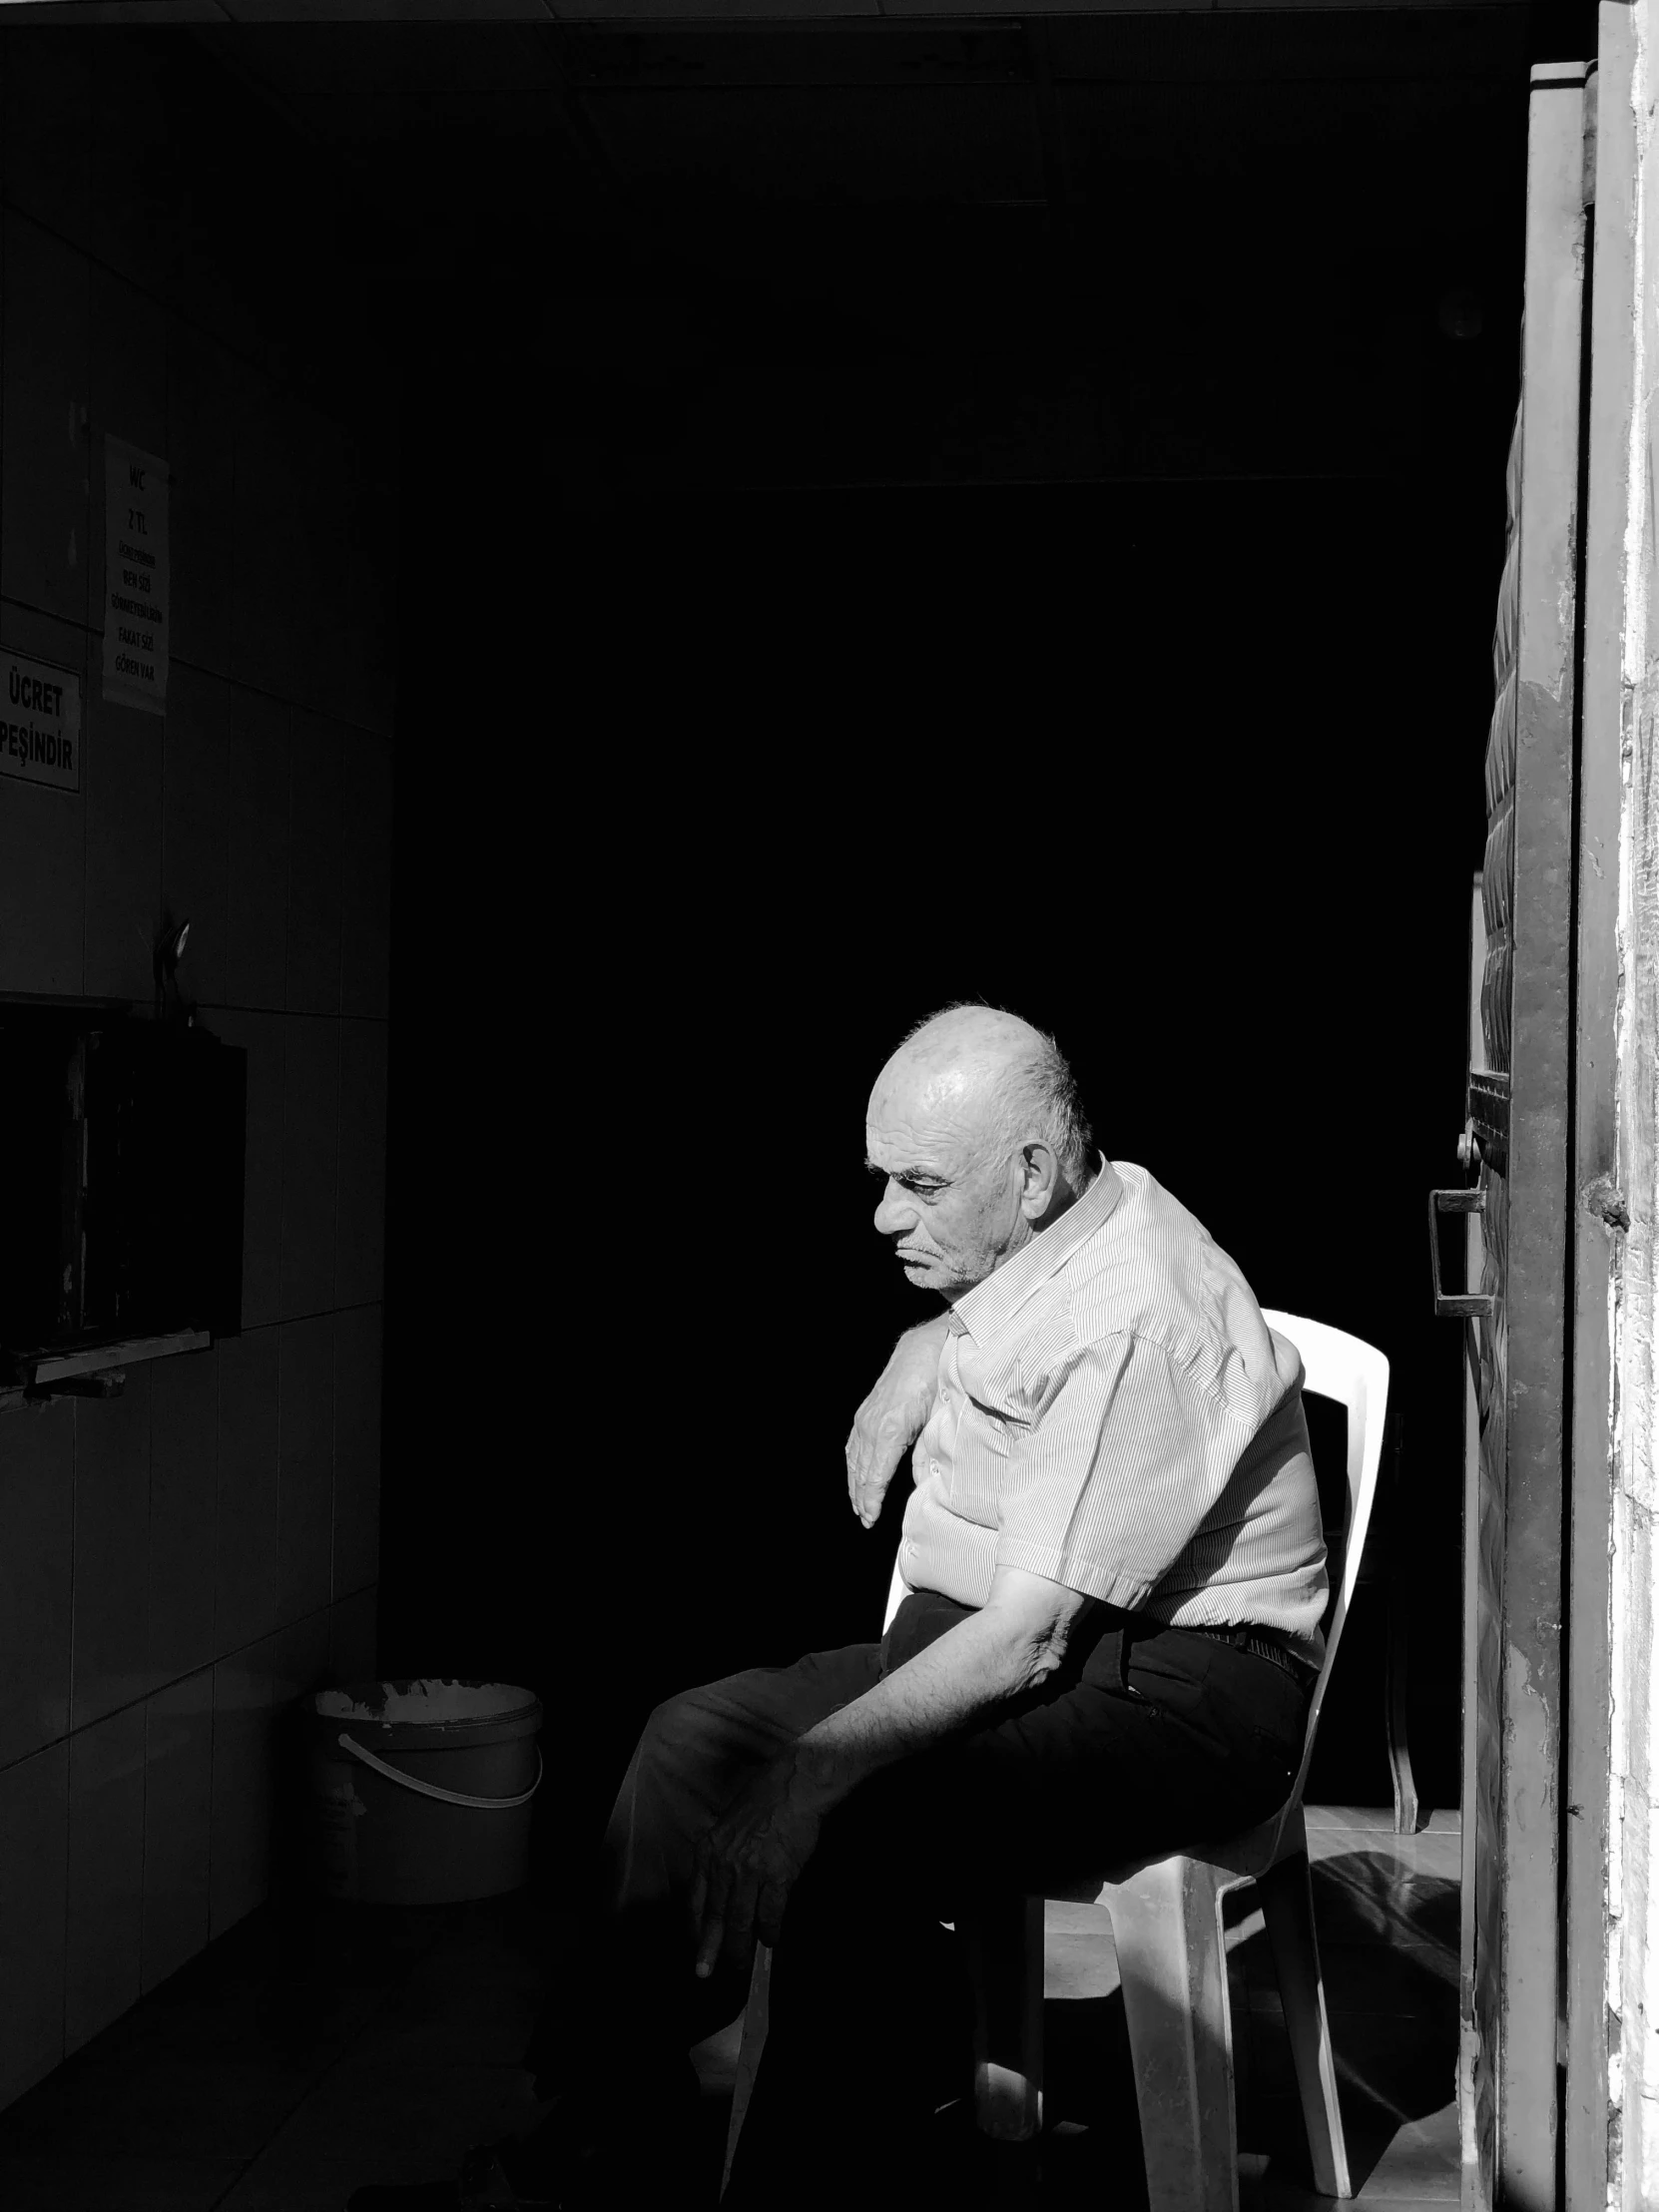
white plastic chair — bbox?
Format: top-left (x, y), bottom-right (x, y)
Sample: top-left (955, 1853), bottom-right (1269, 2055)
top-left (725, 1312), bottom-right (1388, 2212)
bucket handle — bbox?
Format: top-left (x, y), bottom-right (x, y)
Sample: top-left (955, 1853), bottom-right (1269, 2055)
top-left (337, 1732), bottom-right (544, 1811)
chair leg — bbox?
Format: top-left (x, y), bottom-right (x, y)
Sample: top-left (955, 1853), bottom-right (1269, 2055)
top-left (1384, 1569), bottom-right (1421, 1837)
top-left (1258, 1852), bottom-right (1352, 2199)
top-left (966, 1893), bottom-right (1045, 2142)
top-left (1107, 1857), bottom-right (1238, 2212)
top-left (721, 1942), bottom-right (772, 2200)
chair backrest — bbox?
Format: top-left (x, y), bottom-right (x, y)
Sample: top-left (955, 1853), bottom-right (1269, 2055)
top-left (883, 1557), bottom-right (908, 1636)
top-left (1259, 1309), bottom-right (1390, 1830)
top-left (881, 1310), bottom-right (1389, 1842)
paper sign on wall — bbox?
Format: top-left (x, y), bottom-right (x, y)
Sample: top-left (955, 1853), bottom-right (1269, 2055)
top-left (0, 650), bottom-right (83, 794)
top-left (103, 437), bottom-right (170, 715)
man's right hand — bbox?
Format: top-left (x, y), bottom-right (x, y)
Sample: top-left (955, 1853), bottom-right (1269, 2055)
top-left (845, 1318), bottom-right (952, 1529)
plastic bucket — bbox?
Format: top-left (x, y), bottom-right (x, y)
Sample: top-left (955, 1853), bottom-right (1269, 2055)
top-left (304, 1679), bottom-right (544, 1906)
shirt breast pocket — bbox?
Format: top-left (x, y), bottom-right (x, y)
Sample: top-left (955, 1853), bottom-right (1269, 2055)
top-left (949, 1400), bottom-right (1017, 1524)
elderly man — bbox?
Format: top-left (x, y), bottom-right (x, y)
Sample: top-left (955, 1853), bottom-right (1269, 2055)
top-left (357, 1003), bottom-right (1326, 2212)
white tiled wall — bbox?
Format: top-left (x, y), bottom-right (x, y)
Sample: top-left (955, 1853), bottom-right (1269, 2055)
top-left (0, 34), bottom-right (396, 2113)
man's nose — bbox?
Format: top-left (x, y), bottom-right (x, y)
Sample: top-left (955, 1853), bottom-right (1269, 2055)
top-left (873, 1181), bottom-right (916, 1236)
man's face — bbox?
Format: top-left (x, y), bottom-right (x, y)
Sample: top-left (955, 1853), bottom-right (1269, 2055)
top-left (864, 1065), bottom-right (1025, 1300)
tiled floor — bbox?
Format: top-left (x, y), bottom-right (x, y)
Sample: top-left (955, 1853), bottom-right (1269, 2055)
top-left (0, 1807), bottom-right (1459, 2209)
top-left (1234, 1807), bottom-right (1459, 2211)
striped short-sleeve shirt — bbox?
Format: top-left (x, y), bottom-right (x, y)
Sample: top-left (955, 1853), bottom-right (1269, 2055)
top-left (897, 1161), bottom-right (1330, 1668)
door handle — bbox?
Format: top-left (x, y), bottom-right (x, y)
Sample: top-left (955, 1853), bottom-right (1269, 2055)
top-left (1428, 1187), bottom-right (1495, 1320)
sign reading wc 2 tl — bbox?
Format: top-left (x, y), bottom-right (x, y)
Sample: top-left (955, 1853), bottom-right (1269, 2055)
top-left (103, 436), bottom-right (169, 715)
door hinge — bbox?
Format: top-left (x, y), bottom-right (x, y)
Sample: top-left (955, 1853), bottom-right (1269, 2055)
top-left (1466, 1070), bottom-right (1509, 1169)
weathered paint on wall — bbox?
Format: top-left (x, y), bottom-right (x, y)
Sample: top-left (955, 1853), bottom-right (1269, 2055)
top-left (1592, 7), bottom-right (1659, 2204)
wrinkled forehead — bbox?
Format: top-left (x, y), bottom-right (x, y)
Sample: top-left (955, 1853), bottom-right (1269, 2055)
top-left (864, 1055), bottom-right (985, 1172)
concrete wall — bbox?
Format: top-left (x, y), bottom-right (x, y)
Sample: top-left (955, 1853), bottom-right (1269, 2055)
top-left (0, 33), bottom-right (396, 2107)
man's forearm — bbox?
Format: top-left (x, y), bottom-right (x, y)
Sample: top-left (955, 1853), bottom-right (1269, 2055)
top-left (689, 1568), bottom-right (1088, 1977)
top-left (787, 1604), bottom-right (1056, 1808)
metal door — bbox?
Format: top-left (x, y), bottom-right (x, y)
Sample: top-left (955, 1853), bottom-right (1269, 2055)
top-left (1431, 63), bottom-right (1587, 2212)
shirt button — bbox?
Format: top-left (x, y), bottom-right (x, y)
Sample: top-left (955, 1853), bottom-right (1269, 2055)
top-left (929, 1461), bottom-right (940, 1476)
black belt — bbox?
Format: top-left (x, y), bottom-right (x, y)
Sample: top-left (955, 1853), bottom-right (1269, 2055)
top-left (1174, 1619), bottom-right (1318, 1687)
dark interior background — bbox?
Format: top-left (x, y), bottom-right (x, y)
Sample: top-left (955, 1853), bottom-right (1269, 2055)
top-left (267, 0), bottom-right (1600, 1879)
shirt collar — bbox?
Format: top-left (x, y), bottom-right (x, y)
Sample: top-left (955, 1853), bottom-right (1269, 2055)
top-left (947, 1156), bottom-right (1123, 1343)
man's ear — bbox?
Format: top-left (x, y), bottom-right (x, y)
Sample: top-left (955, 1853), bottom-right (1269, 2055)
top-left (1019, 1142), bottom-right (1062, 1219)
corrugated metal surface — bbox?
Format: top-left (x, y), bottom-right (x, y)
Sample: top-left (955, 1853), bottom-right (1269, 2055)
top-left (1461, 400), bottom-right (1518, 2212)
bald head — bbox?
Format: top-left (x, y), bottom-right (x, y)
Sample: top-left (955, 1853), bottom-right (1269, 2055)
top-left (868, 1006), bottom-right (1052, 1157)
top-left (864, 1003), bottom-right (1096, 1298)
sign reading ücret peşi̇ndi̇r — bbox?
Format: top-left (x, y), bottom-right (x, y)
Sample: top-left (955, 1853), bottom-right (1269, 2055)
top-left (0, 651), bottom-right (82, 793)
top-left (103, 435), bottom-right (169, 715)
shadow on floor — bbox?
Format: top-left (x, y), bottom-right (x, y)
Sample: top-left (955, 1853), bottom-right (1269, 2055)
top-left (0, 1816), bottom-right (1460, 2209)
top-left (0, 1889), bottom-right (562, 2211)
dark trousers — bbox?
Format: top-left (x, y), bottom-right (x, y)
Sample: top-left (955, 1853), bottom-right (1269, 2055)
top-left (529, 1591), bottom-right (1309, 2202)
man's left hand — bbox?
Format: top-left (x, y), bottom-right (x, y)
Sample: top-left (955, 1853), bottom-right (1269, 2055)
top-left (690, 1758), bottom-right (829, 1980)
